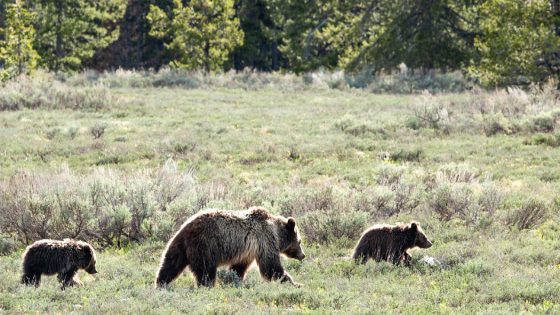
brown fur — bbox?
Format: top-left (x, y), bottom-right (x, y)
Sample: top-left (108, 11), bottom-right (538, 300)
top-left (352, 222), bottom-right (432, 265)
top-left (155, 207), bottom-right (305, 288)
top-left (21, 239), bottom-right (98, 289)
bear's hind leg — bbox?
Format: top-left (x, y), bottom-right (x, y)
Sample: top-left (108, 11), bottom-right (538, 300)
top-left (190, 258), bottom-right (217, 288)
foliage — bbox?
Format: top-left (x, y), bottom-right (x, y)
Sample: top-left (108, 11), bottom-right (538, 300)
top-left (31, 0), bottom-right (126, 72)
top-left (342, 0), bottom-right (478, 73)
top-left (0, 73), bottom-right (118, 110)
top-left (0, 0), bottom-right (39, 80)
top-left (148, 0), bottom-right (243, 72)
top-left (468, 0), bottom-right (560, 86)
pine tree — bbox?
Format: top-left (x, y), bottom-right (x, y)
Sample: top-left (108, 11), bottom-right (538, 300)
top-left (268, 0), bottom-right (352, 73)
top-left (148, 0), bottom-right (243, 72)
top-left (31, 0), bottom-right (126, 72)
top-left (0, 0), bottom-right (39, 80)
top-left (341, 0), bottom-right (479, 73)
top-left (468, 0), bottom-right (559, 86)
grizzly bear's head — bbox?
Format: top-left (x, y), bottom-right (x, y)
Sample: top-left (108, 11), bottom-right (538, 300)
top-left (410, 222), bottom-right (432, 249)
top-left (78, 242), bottom-right (98, 274)
top-left (279, 217), bottom-right (306, 261)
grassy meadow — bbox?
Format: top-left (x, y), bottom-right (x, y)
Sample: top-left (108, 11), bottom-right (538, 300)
top-left (0, 72), bottom-right (559, 314)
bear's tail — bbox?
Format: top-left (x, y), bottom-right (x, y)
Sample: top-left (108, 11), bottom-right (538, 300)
top-left (155, 243), bottom-right (189, 288)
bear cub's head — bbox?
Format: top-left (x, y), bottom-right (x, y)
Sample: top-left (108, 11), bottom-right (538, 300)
top-left (409, 222), bottom-right (432, 249)
top-left (77, 241), bottom-right (98, 274)
top-left (279, 217), bottom-right (306, 261)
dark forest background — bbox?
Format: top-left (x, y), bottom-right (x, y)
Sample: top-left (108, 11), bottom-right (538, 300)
top-left (1, 0), bottom-right (560, 86)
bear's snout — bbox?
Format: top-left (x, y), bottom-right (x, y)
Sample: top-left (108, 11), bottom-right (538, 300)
top-left (298, 253), bottom-right (306, 261)
top-left (425, 240), bottom-right (433, 248)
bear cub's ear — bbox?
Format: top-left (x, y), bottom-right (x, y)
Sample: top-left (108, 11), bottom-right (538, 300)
top-left (410, 222), bottom-right (418, 231)
top-left (287, 217), bottom-right (296, 231)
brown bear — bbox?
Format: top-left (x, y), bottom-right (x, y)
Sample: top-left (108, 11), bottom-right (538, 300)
top-left (21, 239), bottom-right (98, 289)
top-left (352, 221), bottom-right (432, 265)
top-left (155, 207), bottom-right (306, 288)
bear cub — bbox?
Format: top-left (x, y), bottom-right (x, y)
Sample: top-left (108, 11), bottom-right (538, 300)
top-left (352, 221), bottom-right (432, 265)
top-left (21, 239), bottom-right (98, 289)
top-left (156, 207), bottom-right (305, 288)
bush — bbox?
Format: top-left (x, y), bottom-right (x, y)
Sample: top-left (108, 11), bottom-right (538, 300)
top-left (50, 68), bottom-right (473, 94)
top-left (523, 133), bottom-right (560, 147)
top-left (529, 115), bottom-right (555, 133)
top-left (428, 165), bottom-right (502, 226)
top-left (0, 162), bottom-right (196, 246)
top-left (383, 148), bottom-right (423, 162)
top-left (90, 122), bottom-right (108, 139)
top-left (0, 73), bottom-right (118, 111)
top-left (298, 210), bottom-right (369, 245)
top-left (334, 115), bottom-right (383, 137)
top-left (411, 92), bottom-right (450, 130)
top-left (482, 113), bottom-right (519, 136)
top-left (507, 199), bottom-right (549, 230)
top-left (276, 187), bottom-right (341, 217)
top-left (0, 235), bottom-right (16, 255)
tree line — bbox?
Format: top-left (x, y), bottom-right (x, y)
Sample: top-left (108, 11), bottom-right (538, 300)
top-left (0, 0), bottom-right (559, 86)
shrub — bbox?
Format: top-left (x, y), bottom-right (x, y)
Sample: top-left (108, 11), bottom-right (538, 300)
top-left (482, 113), bottom-right (519, 136)
top-left (523, 133), bottom-right (560, 147)
top-left (298, 210), bottom-right (369, 245)
top-left (383, 148), bottom-right (423, 162)
top-left (430, 182), bottom-right (475, 221)
top-left (354, 164), bottom-right (422, 218)
top-left (276, 186), bottom-right (342, 217)
top-left (90, 122), bottom-right (107, 139)
top-left (0, 73), bottom-right (118, 111)
top-left (334, 115), bottom-right (382, 137)
top-left (529, 115), bottom-right (555, 133)
top-left (411, 92), bottom-right (450, 130)
top-left (0, 235), bottom-right (16, 255)
top-left (507, 199), bottom-right (549, 230)
top-left (0, 162), bottom-right (196, 246)
top-left (428, 165), bottom-right (501, 226)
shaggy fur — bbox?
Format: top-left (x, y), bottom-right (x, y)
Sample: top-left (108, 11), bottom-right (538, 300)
top-left (155, 207), bottom-right (305, 288)
top-left (21, 239), bottom-right (97, 289)
top-left (352, 222), bottom-right (432, 265)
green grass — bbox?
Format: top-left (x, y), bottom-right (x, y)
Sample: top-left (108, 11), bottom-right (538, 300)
top-left (1, 86), bottom-right (560, 313)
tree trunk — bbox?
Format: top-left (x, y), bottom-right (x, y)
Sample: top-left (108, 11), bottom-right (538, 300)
top-left (553, 0), bottom-right (560, 36)
top-left (204, 40), bottom-right (210, 72)
top-left (55, 1), bottom-right (64, 72)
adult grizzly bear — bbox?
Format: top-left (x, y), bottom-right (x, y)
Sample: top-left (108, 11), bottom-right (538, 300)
top-left (352, 222), bottom-right (432, 265)
top-left (21, 239), bottom-right (98, 289)
top-left (155, 207), bottom-right (305, 288)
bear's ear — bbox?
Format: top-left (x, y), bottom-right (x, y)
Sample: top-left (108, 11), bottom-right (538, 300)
top-left (287, 217), bottom-right (296, 231)
top-left (410, 222), bottom-right (418, 231)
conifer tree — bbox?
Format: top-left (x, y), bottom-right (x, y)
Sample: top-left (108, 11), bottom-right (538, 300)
top-left (0, 0), bottom-right (39, 80)
top-left (31, 0), bottom-right (126, 72)
top-left (148, 0), bottom-right (243, 72)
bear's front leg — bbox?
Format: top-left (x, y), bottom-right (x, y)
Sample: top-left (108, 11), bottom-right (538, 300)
top-left (58, 269), bottom-right (78, 290)
top-left (402, 252), bottom-right (412, 267)
top-left (257, 254), bottom-right (302, 287)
